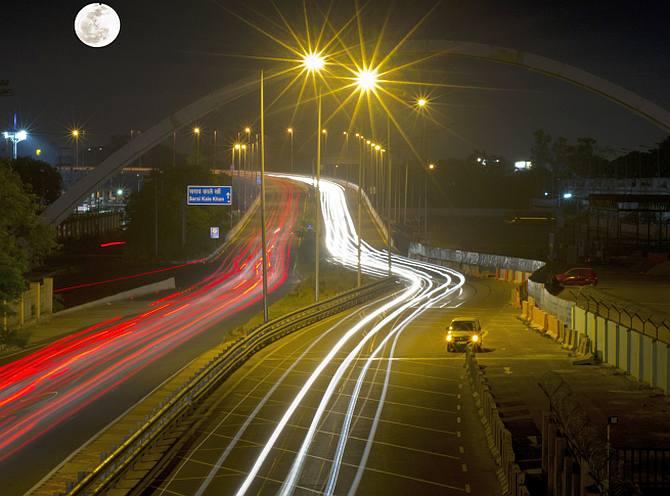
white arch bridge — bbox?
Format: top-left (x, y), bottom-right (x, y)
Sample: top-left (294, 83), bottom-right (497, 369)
top-left (42, 40), bottom-right (670, 226)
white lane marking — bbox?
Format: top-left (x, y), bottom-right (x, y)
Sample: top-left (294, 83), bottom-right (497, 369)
top-left (198, 421), bottom-right (463, 460)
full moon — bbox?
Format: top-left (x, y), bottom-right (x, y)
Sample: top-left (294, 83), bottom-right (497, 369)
top-left (74, 3), bottom-right (121, 48)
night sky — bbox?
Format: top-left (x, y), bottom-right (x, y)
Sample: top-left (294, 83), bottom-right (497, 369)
top-left (2, 0), bottom-right (669, 165)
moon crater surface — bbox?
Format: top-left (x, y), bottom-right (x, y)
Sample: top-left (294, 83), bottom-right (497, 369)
top-left (74, 3), bottom-right (121, 48)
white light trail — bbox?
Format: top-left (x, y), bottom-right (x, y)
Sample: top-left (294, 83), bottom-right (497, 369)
top-left (224, 175), bottom-right (465, 496)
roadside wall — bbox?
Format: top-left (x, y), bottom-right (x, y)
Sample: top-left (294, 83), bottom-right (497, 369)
top-left (410, 241), bottom-right (670, 395)
top-left (2, 278), bottom-right (54, 330)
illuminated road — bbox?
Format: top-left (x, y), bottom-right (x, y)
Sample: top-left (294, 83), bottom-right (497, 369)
top-left (146, 176), bottom-right (500, 495)
top-left (0, 178), bottom-right (301, 495)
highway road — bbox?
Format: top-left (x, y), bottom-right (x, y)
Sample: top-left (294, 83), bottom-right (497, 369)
top-left (0, 178), bottom-right (303, 495)
top-left (144, 176), bottom-right (501, 495)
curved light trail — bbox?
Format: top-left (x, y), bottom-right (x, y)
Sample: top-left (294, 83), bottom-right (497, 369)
top-left (0, 179), bottom-right (299, 461)
top-left (184, 174), bottom-right (466, 496)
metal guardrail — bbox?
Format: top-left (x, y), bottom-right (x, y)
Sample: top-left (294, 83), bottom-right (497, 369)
top-left (60, 277), bottom-right (398, 496)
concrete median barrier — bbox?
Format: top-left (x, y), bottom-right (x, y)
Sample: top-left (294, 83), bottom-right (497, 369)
top-left (464, 349), bottom-right (530, 496)
top-left (410, 241), bottom-right (670, 395)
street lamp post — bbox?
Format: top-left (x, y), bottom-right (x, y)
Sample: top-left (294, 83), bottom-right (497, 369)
top-left (357, 134), bottom-right (364, 287)
top-left (386, 117), bottom-right (392, 275)
top-left (172, 131), bottom-right (176, 167)
top-left (403, 160), bottom-right (409, 224)
top-left (259, 71), bottom-right (269, 322)
top-left (425, 163), bottom-right (435, 240)
top-left (72, 129), bottom-right (80, 167)
top-left (287, 127), bottom-right (294, 172)
top-left (193, 127), bottom-right (201, 165)
top-left (213, 129), bottom-right (218, 167)
top-left (303, 51), bottom-right (326, 302)
top-left (315, 91), bottom-right (323, 302)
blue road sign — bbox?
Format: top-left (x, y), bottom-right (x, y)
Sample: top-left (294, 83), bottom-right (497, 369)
top-left (210, 227), bottom-right (220, 239)
top-left (187, 185), bottom-right (232, 206)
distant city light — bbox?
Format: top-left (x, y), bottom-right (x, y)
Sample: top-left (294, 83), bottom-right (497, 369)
top-left (544, 192), bottom-right (549, 197)
top-left (35, 148), bottom-right (42, 156)
top-left (514, 160), bottom-right (533, 170)
top-left (116, 189), bottom-right (124, 196)
top-left (3, 129), bottom-right (28, 159)
top-left (417, 98), bottom-right (428, 108)
top-left (563, 192), bottom-right (573, 199)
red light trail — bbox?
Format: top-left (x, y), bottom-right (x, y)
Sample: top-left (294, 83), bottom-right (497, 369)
top-left (0, 179), bottom-right (299, 461)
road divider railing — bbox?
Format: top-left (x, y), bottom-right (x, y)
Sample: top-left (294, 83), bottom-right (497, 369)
top-left (464, 349), bottom-right (530, 496)
top-left (57, 277), bottom-right (399, 496)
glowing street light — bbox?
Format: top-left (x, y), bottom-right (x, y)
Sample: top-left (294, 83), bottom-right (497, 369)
top-left (355, 68), bottom-right (378, 92)
top-left (302, 52), bottom-right (325, 73)
top-left (417, 97), bottom-right (428, 108)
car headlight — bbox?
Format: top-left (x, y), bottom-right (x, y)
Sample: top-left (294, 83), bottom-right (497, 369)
top-left (471, 334), bottom-right (479, 343)
top-left (446, 334), bottom-right (453, 342)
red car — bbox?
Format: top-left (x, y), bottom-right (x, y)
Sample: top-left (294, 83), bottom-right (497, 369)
top-left (552, 267), bottom-right (598, 286)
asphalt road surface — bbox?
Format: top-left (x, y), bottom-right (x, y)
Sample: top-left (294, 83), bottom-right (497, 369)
top-left (146, 279), bottom-right (504, 496)
top-left (144, 176), bottom-right (501, 496)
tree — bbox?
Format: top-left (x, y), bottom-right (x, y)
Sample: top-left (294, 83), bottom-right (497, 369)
top-left (551, 136), bottom-right (572, 178)
top-left (0, 161), bottom-right (57, 319)
top-left (530, 129), bottom-right (553, 171)
top-left (10, 157), bottom-right (63, 206)
top-left (125, 165), bottom-right (231, 260)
